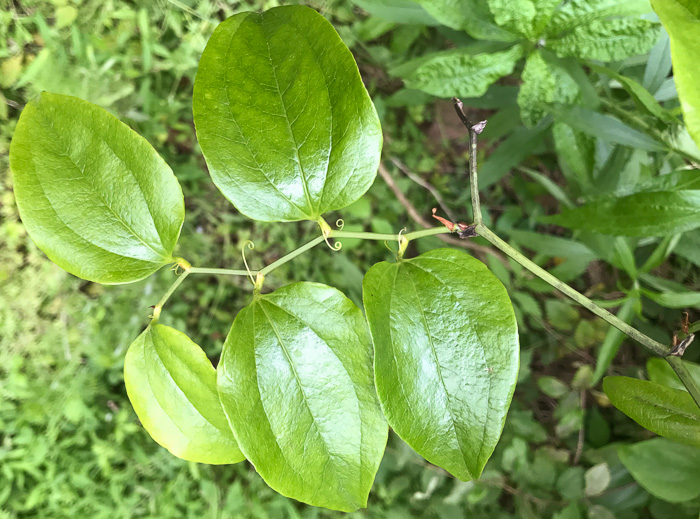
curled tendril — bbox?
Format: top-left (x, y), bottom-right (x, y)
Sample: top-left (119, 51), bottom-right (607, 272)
top-left (383, 240), bottom-right (395, 254)
top-left (323, 233), bottom-right (342, 251)
top-left (335, 218), bottom-right (345, 230)
top-left (241, 240), bottom-right (256, 285)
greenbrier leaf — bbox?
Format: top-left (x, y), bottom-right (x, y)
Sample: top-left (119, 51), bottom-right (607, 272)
top-left (651, 0), bottom-right (700, 148)
top-left (544, 190), bottom-right (700, 237)
top-left (9, 92), bottom-right (184, 284)
top-left (363, 248), bottom-right (519, 481)
top-left (603, 376), bottom-right (700, 447)
top-left (618, 438), bottom-right (700, 502)
top-left (193, 6), bottom-right (382, 223)
top-left (217, 282), bottom-right (387, 512)
top-left (547, 0), bottom-right (655, 34)
top-left (124, 325), bottom-right (244, 465)
top-left (518, 50), bottom-right (578, 128)
top-left (414, 0), bottom-right (519, 40)
top-left (403, 45), bottom-right (523, 100)
top-left (550, 18), bottom-right (660, 61)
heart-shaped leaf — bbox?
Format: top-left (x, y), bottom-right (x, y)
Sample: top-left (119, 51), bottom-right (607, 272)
top-left (217, 282), bottom-right (387, 512)
top-left (9, 92), bottom-right (184, 284)
top-left (124, 324), bottom-right (244, 465)
top-left (193, 6), bottom-right (382, 223)
top-left (363, 248), bottom-right (519, 481)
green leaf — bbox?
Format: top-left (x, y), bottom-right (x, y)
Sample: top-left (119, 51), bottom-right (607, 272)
top-left (590, 64), bottom-right (676, 123)
top-left (193, 6), bottom-right (382, 222)
top-left (544, 191), bottom-right (700, 237)
top-left (518, 50), bottom-right (579, 128)
top-left (592, 298), bottom-right (637, 384)
top-left (645, 290), bottom-right (700, 309)
top-left (363, 248), bottom-right (519, 481)
top-left (9, 92), bottom-right (184, 284)
top-left (351, 0), bottom-right (441, 25)
top-left (414, 0), bottom-right (519, 40)
top-left (603, 376), bottom-right (700, 446)
top-left (552, 122), bottom-right (595, 190)
top-left (550, 18), bottom-right (660, 61)
top-left (479, 119), bottom-right (550, 188)
top-left (124, 325), bottom-right (244, 465)
top-left (217, 282), bottom-right (387, 512)
top-left (648, 357), bottom-right (700, 392)
top-left (547, 0), bottom-right (655, 35)
top-left (618, 438), bottom-right (700, 502)
top-left (487, 0), bottom-right (560, 39)
top-left (651, 0), bottom-right (700, 147)
top-left (403, 45), bottom-right (523, 98)
top-left (547, 105), bottom-right (666, 152)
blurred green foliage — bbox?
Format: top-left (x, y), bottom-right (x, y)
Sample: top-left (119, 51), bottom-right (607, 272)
top-left (1, 0), bottom-right (699, 517)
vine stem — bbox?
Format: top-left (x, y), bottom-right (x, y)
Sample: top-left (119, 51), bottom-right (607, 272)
top-left (150, 269), bottom-right (190, 325)
top-left (475, 224), bottom-right (670, 357)
top-left (450, 95), bottom-right (700, 409)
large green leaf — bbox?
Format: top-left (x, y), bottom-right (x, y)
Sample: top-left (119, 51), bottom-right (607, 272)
top-left (651, 0), bottom-right (700, 147)
top-left (193, 6), bottom-right (382, 223)
top-left (518, 50), bottom-right (578, 128)
top-left (544, 190), bottom-right (700, 237)
top-left (217, 282), bottom-right (387, 512)
top-left (603, 376), bottom-right (700, 447)
top-left (403, 45), bottom-right (523, 98)
top-left (414, 0), bottom-right (519, 40)
top-left (9, 92), bottom-right (184, 284)
top-left (124, 325), bottom-right (244, 465)
top-left (550, 18), bottom-right (660, 61)
top-left (363, 248), bottom-right (519, 481)
top-left (618, 438), bottom-right (700, 502)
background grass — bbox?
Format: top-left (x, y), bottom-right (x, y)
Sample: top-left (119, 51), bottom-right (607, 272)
top-left (1, 1), bottom-right (699, 518)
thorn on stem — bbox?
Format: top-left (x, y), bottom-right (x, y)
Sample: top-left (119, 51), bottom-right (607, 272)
top-left (432, 207), bottom-right (455, 231)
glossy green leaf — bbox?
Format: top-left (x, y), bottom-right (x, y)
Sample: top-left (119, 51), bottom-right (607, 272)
top-left (651, 0), bottom-right (700, 147)
top-left (518, 50), bottom-right (578, 128)
top-left (647, 357), bottom-right (700, 392)
top-left (618, 438), bottom-right (700, 502)
top-left (9, 92), bottom-right (184, 284)
top-left (603, 376), bottom-right (700, 447)
top-left (124, 325), bottom-right (244, 465)
top-left (217, 282), bottom-right (387, 512)
top-left (550, 18), bottom-right (660, 61)
top-left (414, 0), bottom-right (519, 40)
top-left (363, 248), bottom-right (519, 481)
top-left (193, 6), bottom-right (382, 223)
top-left (403, 45), bottom-right (523, 99)
top-left (544, 191), bottom-right (700, 237)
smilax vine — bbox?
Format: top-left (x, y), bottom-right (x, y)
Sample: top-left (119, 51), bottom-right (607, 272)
top-left (9, 5), bottom-right (700, 512)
